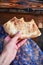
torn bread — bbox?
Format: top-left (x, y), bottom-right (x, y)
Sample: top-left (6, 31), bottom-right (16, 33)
top-left (3, 17), bottom-right (41, 39)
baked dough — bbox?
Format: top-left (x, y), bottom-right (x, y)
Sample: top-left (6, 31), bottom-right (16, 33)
top-left (3, 17), bottom-right (41, 39)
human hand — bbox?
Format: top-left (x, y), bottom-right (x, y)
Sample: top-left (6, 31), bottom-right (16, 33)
top-left (0, 32), bottom-right (27, 65)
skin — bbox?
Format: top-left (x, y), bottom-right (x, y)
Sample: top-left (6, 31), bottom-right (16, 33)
top-left (0, 32), bottom-right (27, 65)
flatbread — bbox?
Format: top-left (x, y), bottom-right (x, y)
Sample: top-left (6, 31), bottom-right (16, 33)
top-left (3, 17), bottom-right (41, 39)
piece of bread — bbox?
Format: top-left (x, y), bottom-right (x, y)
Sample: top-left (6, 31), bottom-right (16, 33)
top-left (3, 17), bottom-right (41, 39)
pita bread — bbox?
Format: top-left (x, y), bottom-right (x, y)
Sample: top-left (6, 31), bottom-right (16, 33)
top-left (3, 17), bottom-right (41, 39)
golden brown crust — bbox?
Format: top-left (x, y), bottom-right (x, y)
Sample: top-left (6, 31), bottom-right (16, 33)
top-left (3, 17), bottom-right (41, 39)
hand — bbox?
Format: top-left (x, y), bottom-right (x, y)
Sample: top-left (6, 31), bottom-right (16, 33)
top-left (0, 32), bottom-right (27, 65)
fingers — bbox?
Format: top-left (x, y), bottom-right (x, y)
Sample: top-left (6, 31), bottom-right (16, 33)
top-left (17, 39), bottom-right (27, 48)
top-left (11, 31), bottom-right (21, 44)
top-left (4, 36), bottom-right (11, 45)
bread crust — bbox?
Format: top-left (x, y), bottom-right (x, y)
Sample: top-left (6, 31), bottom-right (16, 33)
top-left (3, 17), bottom-right (41, 39)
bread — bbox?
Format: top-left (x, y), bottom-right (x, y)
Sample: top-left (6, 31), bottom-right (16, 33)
top-left (3, 17), bottom-right (41, 39)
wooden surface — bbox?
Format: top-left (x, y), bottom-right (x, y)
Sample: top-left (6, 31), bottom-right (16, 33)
top-left (0, 1), bottom-right (43, 9)
top-left (0, 12), bottom-right (43, 28)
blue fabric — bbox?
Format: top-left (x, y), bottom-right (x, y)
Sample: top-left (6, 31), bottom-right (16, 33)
top-left (0, 25), bottom-right (43, 65)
